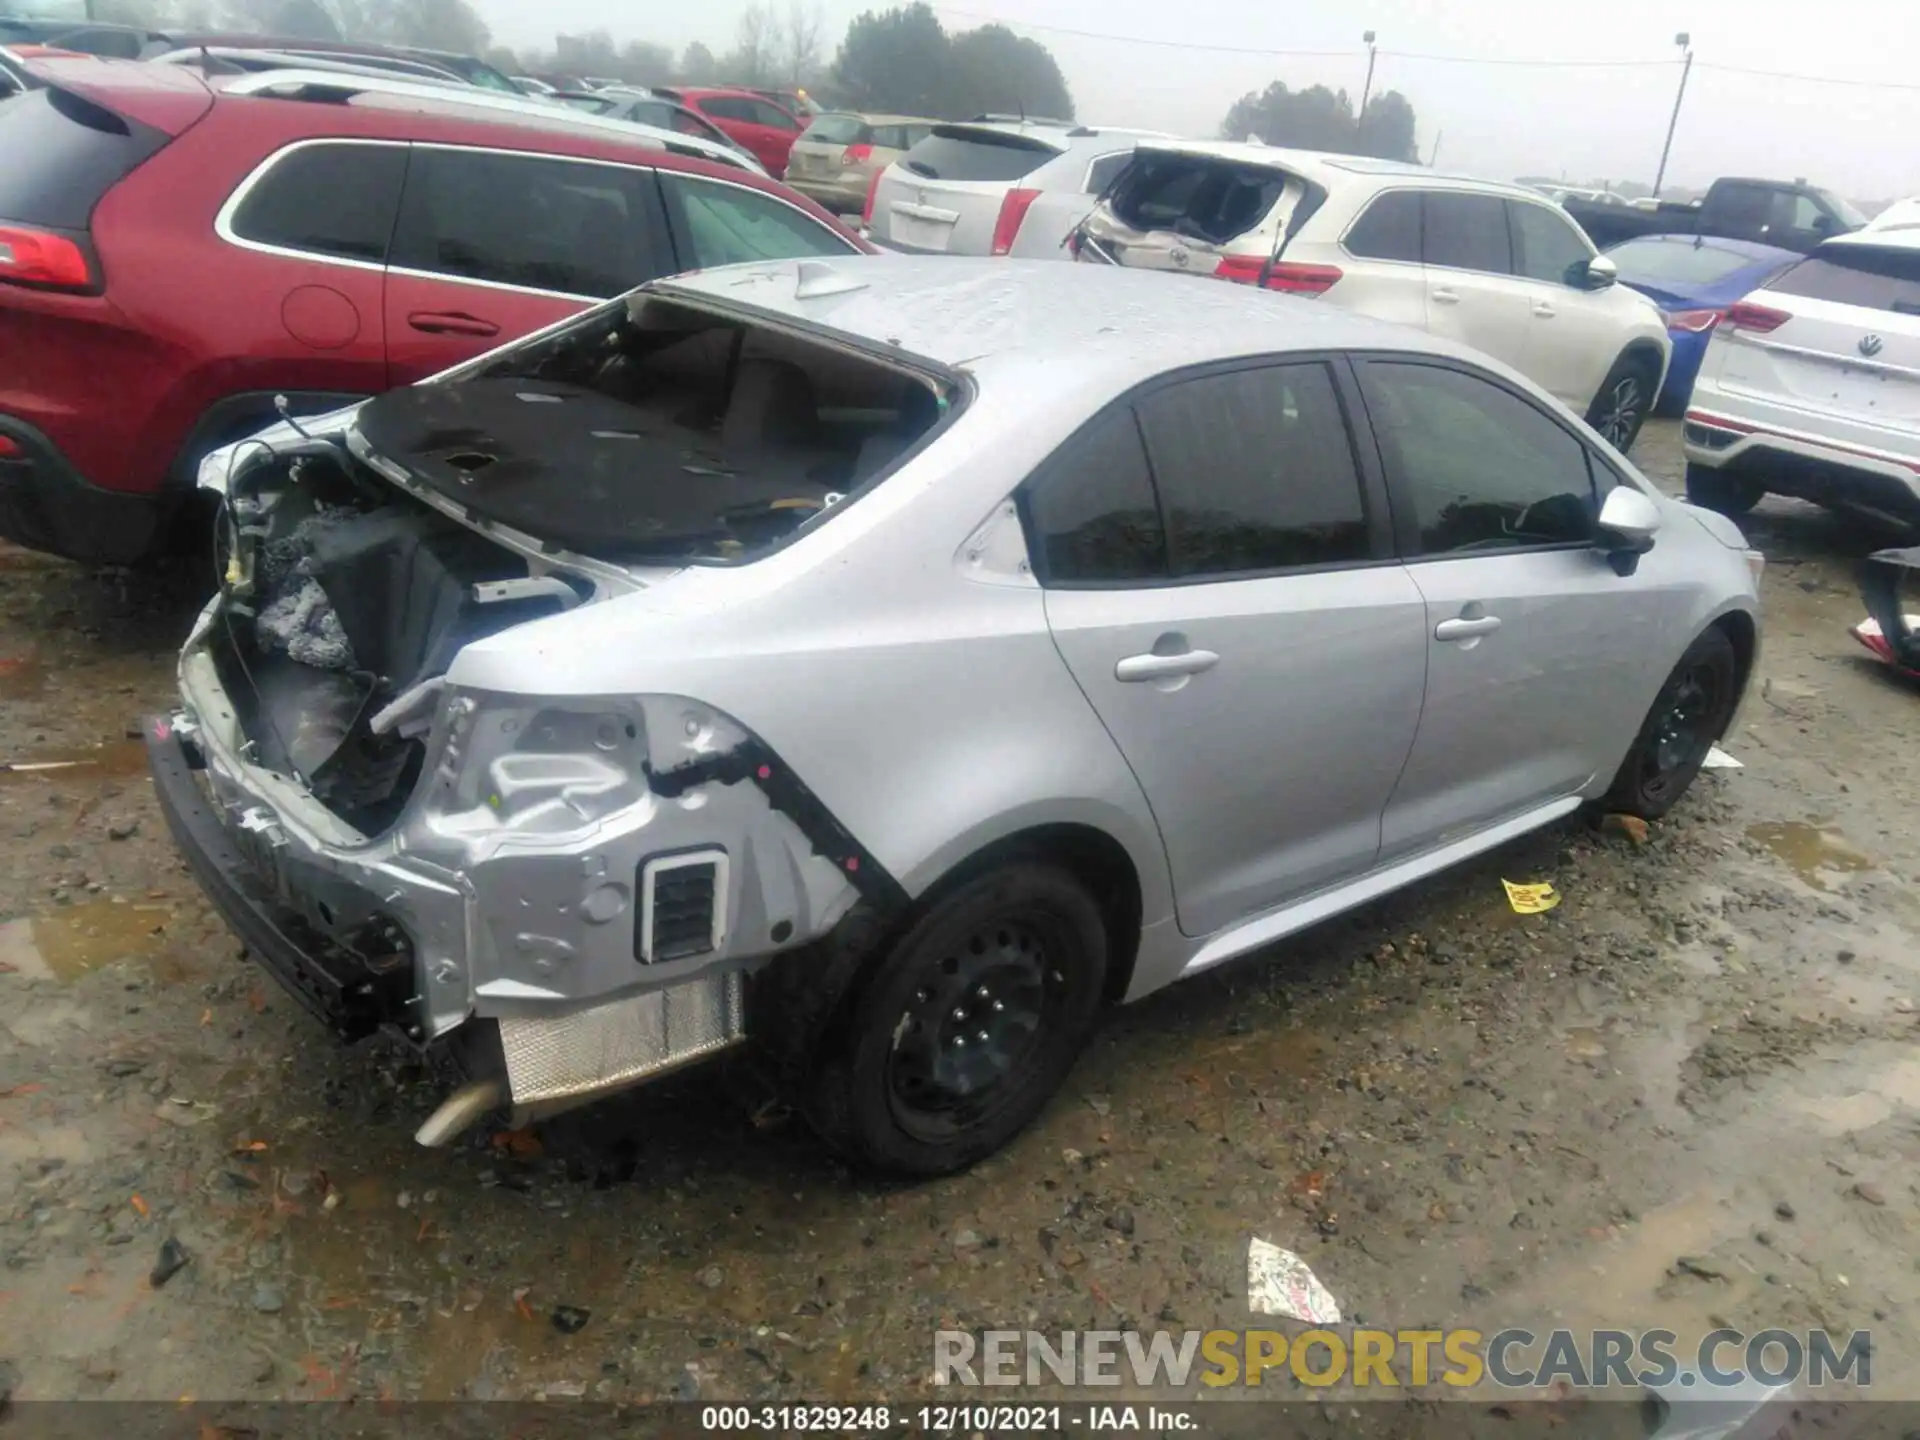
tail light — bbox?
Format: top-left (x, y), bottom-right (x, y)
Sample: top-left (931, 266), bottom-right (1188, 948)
top-left (1724, 301), bottom-right (1790, 334)
top-left (1666, 308), bottom-right (1723, 334)
top-left (1213, 254), bottom-right (1344, 295)
top-left (0, 436), bottom-right (20, 458)
top-left (861, 169), bottom-right (885, 226)
top-left (990, 188), bottom-right (1041, 257)
top-left (0, 225), bottom-right (94, 291)
top-left (840, 142), bottom-right (873, 166)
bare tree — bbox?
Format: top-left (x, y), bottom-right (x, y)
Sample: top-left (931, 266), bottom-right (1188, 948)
top-left (723, 1), bottom-right (777, 86)
top-left (781, 0), bottom-right (825, 84)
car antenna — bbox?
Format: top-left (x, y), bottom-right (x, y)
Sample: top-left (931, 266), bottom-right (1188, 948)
top-left (273, 394), bottom-right (315, 441)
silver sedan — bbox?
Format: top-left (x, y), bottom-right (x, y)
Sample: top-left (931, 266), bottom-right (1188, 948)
top-left (153, 259), bottom-right (1762, 1176)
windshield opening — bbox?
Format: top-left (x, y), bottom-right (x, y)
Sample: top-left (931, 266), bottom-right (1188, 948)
top-left (352, 294), bottom-right (954, 565)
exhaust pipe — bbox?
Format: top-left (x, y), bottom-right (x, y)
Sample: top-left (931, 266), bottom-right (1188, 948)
top-left (414, 1077), bottom-right (506, 1147)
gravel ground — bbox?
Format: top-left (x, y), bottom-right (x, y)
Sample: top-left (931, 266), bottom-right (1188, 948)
top-left (2, 419), bottom-right (1918, 1407)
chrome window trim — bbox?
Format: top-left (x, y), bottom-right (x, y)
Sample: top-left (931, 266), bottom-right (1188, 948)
top-left (216, 137), bottom-right (857, 303)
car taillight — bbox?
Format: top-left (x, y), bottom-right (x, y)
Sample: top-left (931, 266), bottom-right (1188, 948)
top-left (840, 142), bottom-right (873, 166)
top-left (862, 169), bottom-right (885, 226)
top-left (1666, 308), bottom-right (1723, 334)
top-left (990, 188), bottom-right (1041, 257)
top-left (1213, 255), bottom-right (1344, 295)
top-left (1724, 300), bottom-right (1790, 334)
top-left (0, 436), bottom-right (20, 458)
top-left (0, 225), bottom-right (93, 291)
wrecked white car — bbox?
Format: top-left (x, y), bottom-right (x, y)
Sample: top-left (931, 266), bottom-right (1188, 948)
top-left (150, 258), bottom-right (1760, 1176)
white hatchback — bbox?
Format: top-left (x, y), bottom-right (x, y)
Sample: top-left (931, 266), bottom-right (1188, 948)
top-left (1075, 143), bottom-right (1672, 451)
top-left (1684, 230), bottom-right (1920, 527)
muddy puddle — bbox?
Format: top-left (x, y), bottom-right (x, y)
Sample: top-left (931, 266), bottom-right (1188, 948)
top-left (1746, 820), bottom-right (1875, 890)
top-left (0, 898), bottom-right (177, 980)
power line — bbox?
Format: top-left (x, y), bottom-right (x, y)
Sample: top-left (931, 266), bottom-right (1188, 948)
top-left (932, 5), bottom-right (1920, 91)
top-left (931, 6), bottom-right (1672, 67)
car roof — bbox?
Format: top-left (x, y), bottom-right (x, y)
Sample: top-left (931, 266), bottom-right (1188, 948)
top-left (1131, 138), bottom-right (1537, 195)
top-left (814, 111), bottom-right (935, 125)
top-left (1821, 228), bottom-right (1920, 253)
top-left (653, 256), bottom-right (1481, 379)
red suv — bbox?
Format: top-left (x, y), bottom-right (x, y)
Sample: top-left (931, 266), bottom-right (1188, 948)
top-left (655, 86), bottom-right (803, 178)
top-left (0, 58), bottom-right (867, 565)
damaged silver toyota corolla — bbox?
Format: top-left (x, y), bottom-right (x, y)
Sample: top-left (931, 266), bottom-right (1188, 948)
top-left (150, 257), bottom-right (1763, 1175)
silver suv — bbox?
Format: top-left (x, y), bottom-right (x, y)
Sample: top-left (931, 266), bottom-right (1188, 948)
top-left (150, 259), bottom-right (1761, 1176)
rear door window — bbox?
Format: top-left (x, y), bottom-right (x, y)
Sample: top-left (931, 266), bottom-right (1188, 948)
top-left (1343, 190), bottom-right (1422, 262)
top-left (228, 141), bottom-right (406, 264)
top-left (699, 95), bottom-right (756, 122)
top-left (899, 126), bottom-right (1060, 182)
top-left (748, 99), bottom-right (801, 130)
top-left (390, 147), bottom-right (664, 298)
top-left (1422, 192), bottom-right (1513, 274)
top-left (1023, 407), bottom-right (1167, 584)
top-left (1507, 199), bottom-right (1591, 285)
top-left (0, 83), bottom-right (174, 231)
top-left (1768, 244), bottom-right (1920, 314)
top-left (1361, 361), bottom-right (1596, 554)
top-left (1135, 363), bottom-right (1371, 577)
top-left (658, 173), bottom-right (857, 268)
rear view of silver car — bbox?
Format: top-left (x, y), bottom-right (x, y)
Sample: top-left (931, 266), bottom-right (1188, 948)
top-left (866, 119), bottom-right (1162, 258)
top-left (150, 259), bottom-right (1759, 1178)
top-left (787, 111), bottom-right (935, 215)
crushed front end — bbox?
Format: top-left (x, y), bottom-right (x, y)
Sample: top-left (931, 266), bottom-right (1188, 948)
top-left (147, 417), bottom-right (868, 1141)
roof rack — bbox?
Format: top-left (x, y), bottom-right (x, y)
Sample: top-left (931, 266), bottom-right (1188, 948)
top-left (219, 68), bottom-right (766, 177)
top-left (966, 112), bottom-right (1074, 126)
top-left (155, 45), bottom-right (471, 86)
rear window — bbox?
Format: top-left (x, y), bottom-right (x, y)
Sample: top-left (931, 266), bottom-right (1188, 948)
top-left (1107, 154), bottom-right (1289, 245)
top-left (0, 84), bottom-right (169, 230)
top-left (1769, 245), bottom-right (1920, 315)
top-left (898, 126), bottom-right (1059, 182)
top-left (872, 123), bottom-right (931, 151)
top-left (803, 113), bottom-right (867, 146)
top-left (1607, 237), bottom-right (1769, 287)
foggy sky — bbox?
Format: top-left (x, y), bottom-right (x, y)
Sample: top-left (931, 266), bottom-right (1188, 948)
top-left (476, 0), bottom-right (1920, 202)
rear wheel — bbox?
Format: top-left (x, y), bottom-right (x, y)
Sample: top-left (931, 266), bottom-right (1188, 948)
top-left (1603, 626), bottom-right (1739, 819)
top-left (1586, 353), bottom-right (1660, 452)
top-left (1684, 462), bottom-right (1765, 518)
top-left (801, 863), bottom-right (1108, 1177)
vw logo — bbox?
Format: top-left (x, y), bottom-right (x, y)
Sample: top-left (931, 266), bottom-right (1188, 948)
top-left (1170, 247), bottom-right (1190, 269)
top-left (1860, 334), bottom-right (1885, 357)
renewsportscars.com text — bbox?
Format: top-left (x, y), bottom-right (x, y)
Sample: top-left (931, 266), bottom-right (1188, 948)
top-left (934, 1327), bottom-right (1872, 1390)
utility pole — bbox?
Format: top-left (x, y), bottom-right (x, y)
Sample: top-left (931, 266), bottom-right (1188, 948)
top-left (1653, 31), bottom-right (1693, 199)
top-left (1428, 129), bottom-right (1442, 167)
top-left (1357, 30), bottom-right (1378, 144)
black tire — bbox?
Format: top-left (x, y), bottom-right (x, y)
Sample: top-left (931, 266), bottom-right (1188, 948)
top-left (1586, 353), bottom-right (1660, 453)
top-left (1684, 462), bottom-right (1765, 518)
top-left (1603, 626), bottom-right (1739, 819)
top-left (800, 862), bottom-right (1108, 1177)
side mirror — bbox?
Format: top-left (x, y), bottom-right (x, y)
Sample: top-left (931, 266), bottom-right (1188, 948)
top-left (1811, 213), bottom-right (1837, 235)
top-left (1596, 486), bottom-right (1662, 575)
top-left (1574, 254), bottom-right (1619, 291)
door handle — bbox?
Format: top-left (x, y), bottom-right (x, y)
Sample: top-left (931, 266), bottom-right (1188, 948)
top-left (407, 311), bottom-right (501, 338)
top-left (1115, 649), bottom-right (1220, 683)
top-left (1435, 616), bottom-right (1502, 641)
top-left (1533, 302), bottom-right (1557, 318)
top-left (1430, 288), bottom-right (1460, 305)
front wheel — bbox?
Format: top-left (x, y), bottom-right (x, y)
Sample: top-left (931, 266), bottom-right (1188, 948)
top-left (1603, 626), bottom-right (1739, 819)
top-left (800, 863), bottom-right (1109, 1177)
top-left (1586, 354), bottom-right (1660, 453)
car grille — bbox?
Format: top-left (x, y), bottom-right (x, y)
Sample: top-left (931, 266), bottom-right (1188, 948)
top-left (638, 850), bottom-right (728, 963)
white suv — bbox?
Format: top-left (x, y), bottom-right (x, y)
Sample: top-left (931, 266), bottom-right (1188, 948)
top-left (1075, 142), bottom-right (1672, 451)
top-left (866, 118), bottom-right (1166, 261)
top-left (1683, 230), bottom-right (1920, 527)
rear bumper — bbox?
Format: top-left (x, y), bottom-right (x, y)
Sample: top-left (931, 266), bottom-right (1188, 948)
top-left (788, 176), bottom-right (869, 212)
top-left (1683, 405), bottom-right (1920, 525)
top-left (144, 714), bottom-right (416, 1040)
top-left (0, 415), bottom-right (170, 565)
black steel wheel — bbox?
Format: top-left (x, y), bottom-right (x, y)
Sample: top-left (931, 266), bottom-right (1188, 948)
top-left (1604, 626), bottom-right (1739, 819)
top-left (801, 862), bottom-right (1108, 1176)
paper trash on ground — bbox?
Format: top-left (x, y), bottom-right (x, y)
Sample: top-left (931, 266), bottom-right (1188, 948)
top-left (1501, 879), bottom-right (1560, 915)
top-left (1247, 1237), bottom-right (1342, 1324)
top-left (1703, 745), bottom-right (1743, 770)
